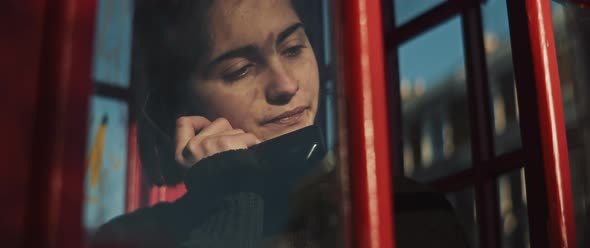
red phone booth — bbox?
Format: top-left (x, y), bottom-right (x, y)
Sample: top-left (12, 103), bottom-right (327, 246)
top-left (2, 0), bottom-right (588, 247)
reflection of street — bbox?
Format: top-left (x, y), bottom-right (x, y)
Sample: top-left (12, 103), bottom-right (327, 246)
top-left (399, 2), bottom-right (589, 247)
top-left (552, 3), bottom-right (590, 247)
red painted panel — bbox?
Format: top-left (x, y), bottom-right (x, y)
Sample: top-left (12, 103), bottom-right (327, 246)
top-left (526, 0), bottom-right (577, 247)
top-left (0, 0), bottom-right (46, 247)
top-left (148, 184), bottom-right (187, 206)
top-left (126, 123), bottom-right (142, 213)
top-left (21, 0), bottom-right (97, 247)
top-left (335, 0), bottom-right (395, 247)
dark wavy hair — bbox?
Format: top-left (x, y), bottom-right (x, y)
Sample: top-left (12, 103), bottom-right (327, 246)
top-left (132, 0), bottom-right (308, 186)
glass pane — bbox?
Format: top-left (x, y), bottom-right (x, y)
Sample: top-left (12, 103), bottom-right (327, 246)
top-left (321, 0), bottom-right (333, 65)
top-left (83, 96), bottom-right (129, 234)
top-left (87, 0), bottom-right (347, 247)
top-left (481, 0), bottom-right (522, 155)
top-left (497, 168), bottom-right (530, 248)
top-left (446, 188), bottom-right (479, 248)
top-left (551, 1), bottom-right (590, 247)
top-left (92, 0), bottom-right (134, 87)
top-left (394, 0), bottom-right (446, 26)
top-left (400, 16), bottom-right (472, 181)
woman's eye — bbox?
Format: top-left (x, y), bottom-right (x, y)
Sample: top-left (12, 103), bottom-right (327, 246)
top-left (223, 65), bottom-right (253, 82)
top-left (283, 45), bottom-right (305, 57)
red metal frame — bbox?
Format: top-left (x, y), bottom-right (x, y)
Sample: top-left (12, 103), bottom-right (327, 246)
top-left (1, 1), bottom-right (47, 247)
top-left (21, 0), bottom-right (579, 247)
top-left (383, 0), bottom-right (578, 247)
top-left (503, 0), bottom-right (579, 246)
top-left (335, 0), bottom-right (395, 247)
top-left (126, 123), bottom-right (142, 213)
top-left (24, 0), bottom-right (96, 247)
top-left (385, 0), bottom-right (479, 48)
top-left (525, 0), bottom-right (576, 246)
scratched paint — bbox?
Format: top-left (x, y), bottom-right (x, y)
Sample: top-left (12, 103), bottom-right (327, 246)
top-left (83, 96), bottom-right (129, 233)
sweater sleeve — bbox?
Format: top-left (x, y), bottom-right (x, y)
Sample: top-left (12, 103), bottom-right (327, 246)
top-left (91, 148), bottom-right (331, 248)
top-left (176, 149), bottom-right (270, 246)
top-left (180, 148), bottom-right (338, 247)
top-left (182, 149), bottom-right (264, 197)
top-left (90, 149), bottom-right (266, 248)
top-left (90, 203), bottom-right (177, 248)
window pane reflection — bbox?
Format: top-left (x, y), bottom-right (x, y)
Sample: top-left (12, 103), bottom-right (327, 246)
top-left (551, 1), bottom-right (590, 247)
top-left (393, 0), bottom-right (446, 26)
top-left (85, 0), bottom-right (347, 247)
top-left (399, 16), bottom-right (472, 181)
top-left (92, 0), bottom-right (133, 87)
top-left (481, 0), bottom-right (522, 155)
top-left (497, 168), bottom-right (530, 248)
top-left (446, 188), bottom-right (479, 248)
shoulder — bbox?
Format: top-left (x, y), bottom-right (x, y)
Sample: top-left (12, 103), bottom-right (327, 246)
top-left (90, 202), bottom-right (178, 248)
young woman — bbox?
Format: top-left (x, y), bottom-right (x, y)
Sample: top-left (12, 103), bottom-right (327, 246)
top-left (93, 0), bottom-right (337, 247)
top-left (92, 0), bottom-right (468, 247)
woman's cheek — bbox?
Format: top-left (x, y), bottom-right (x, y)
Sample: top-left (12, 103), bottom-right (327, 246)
top-left (221, 91), bottom-right (259, 129)
top-left (303, 57), bottom-right (320, 95)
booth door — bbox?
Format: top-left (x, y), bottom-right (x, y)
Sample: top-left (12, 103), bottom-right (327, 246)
top-left (383, 0), bottom-right (583, 247)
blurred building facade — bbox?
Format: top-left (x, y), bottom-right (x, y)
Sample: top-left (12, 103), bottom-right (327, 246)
top-left (397, 2), bottom-right (589, 247)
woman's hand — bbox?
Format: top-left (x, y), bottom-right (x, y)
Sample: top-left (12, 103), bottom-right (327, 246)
top-left (174, 116), bottom-right (261, 168)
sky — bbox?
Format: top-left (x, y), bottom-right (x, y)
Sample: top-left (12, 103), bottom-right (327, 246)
top-left (395, 0), bottom-right (513, 89)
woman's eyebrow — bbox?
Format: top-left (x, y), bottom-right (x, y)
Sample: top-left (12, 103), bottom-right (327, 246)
top-left (205, 23), bottom-right (304, 70)
top-left (276, 22), bottom-right (304, 45)
top-left (206, 45), bottom-right (258, 70)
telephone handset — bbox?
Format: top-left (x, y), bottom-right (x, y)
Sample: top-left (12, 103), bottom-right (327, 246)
top-left (140, 95), bottom-right (327, 186)
top-left (248, 125), bottom-right (328, 235)
top-left (142, 101), bottom-right (329, 233)
top-left (249, 125), bottom-right (326, 168)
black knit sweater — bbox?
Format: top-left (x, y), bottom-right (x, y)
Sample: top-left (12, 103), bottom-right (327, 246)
top-left (91, 149), bottom-right (468, 248)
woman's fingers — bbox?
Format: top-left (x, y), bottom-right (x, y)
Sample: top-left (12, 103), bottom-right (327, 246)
top-left (175, 117), bottom-right (227, 164)
top-left (175, 117), bottom-right (261, 168)
top-left (239, 133), bottom-right (262, 147)
top-left (203, 133), bottom-right (260, 150)
top-left (209, 128), bottom-right (245, 137)
top-left (180, 136), bottom-right (205, 166)
top-left (181, 132), bottom-right (261, 167)
top-left (196, 118), bottom-right (234, 137)
top-left (175, 116), bottom-right (211, 155)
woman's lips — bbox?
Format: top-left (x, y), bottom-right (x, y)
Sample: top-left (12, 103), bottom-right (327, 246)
top-left (265, 106), bottom-right (307, 126)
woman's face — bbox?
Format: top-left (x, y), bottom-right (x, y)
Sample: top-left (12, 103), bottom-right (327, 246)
top-left (188, 0), bottom-right (320, 141)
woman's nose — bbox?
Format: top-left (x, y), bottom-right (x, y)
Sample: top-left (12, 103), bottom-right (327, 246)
top-left (265, 62), bottom-right (299, 105)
